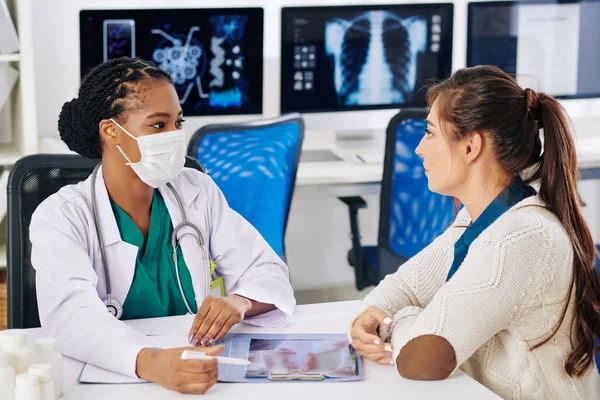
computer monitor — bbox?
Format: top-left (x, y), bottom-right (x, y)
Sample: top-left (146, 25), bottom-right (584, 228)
top-left (79, 8), bottom-right (264, 117)
top-left (467, 0), bottom-right (600, 99)
top-left (280, 3), bottom-right (453, 138)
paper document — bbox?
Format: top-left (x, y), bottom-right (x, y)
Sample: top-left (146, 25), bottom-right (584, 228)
top-left (78, 364), bottom-right (144, 385)
top-left (516, 3), bottom-right (581, 95)
top-left (78, 334), bottom-right (190, 384)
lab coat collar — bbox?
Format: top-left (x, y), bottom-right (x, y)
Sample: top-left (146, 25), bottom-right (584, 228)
top-left (93, 166), bottom-right (122, 247)
top-left (92, 166), bottom-right (204, 247)
top-left (164, 173), bottom-right (204, 210)
top-left (155, 175), bottom-right (205, 244)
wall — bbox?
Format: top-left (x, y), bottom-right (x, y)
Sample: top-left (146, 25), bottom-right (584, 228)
top-left (31, 0), bottom-right (600, 141)
top-left (29, 0), bottom-right (600, 292)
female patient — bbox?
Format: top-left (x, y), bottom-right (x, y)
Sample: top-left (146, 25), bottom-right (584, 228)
top-left (350, 66), bottom-right (600, 399)
top-left (30, 57), bottom-right (295, 394)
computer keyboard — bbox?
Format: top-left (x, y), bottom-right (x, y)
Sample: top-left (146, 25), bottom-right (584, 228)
top-left (300, 150), bottom-right (344, 163)
top-left (356, 151), bottom-right (385, 165)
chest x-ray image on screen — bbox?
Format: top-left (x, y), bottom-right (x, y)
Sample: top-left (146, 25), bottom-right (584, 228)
top-left (80, 8), bottom-right (264, 117)
top-left (325, 11), bottom-right (427, 106)
top-left (280, 4), bottom-right (453, 114)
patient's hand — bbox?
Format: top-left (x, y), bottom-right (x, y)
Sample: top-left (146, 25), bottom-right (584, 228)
top-left (350, 306), bottom-right (395, 365)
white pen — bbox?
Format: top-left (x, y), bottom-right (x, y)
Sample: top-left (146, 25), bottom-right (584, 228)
top-left (181, 350), bottom-right (251, 366)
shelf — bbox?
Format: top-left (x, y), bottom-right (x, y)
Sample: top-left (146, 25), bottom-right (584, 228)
top-left (0, 53), bottom-right (20, 63)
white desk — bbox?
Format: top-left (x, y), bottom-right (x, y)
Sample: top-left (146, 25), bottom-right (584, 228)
top-left (26, 301), bottom-right (500, 400)
top-left (296, 130), bottom-right (385, 187)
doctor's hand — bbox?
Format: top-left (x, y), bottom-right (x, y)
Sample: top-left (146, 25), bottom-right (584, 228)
top-left (188, 295), bottom-right (252, 347)
top-left (136, 345), bottom-right (223, 394)
top-left (350, 306), bottom-right (395, 365)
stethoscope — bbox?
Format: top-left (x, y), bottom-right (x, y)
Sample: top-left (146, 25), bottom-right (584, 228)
top-left (90, 163), bottom-right (210, 319)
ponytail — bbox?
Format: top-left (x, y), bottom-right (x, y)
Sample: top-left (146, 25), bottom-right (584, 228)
top-left (528, 92), bottom-right (600, 376)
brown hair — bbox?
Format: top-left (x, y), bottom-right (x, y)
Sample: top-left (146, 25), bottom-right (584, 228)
top-left (427, 65), bottom-right (600, 376)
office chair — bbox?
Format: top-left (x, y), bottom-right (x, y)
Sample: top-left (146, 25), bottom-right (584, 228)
top-left (6, 154), bottom-right (205, 329)
top-left (187, 113), bottom-right (304, 259)
top-left (339, 109), bottom-right (455, 290)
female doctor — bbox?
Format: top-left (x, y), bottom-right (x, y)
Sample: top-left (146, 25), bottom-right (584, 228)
top-left (30, 57), bottom-right (296, 395)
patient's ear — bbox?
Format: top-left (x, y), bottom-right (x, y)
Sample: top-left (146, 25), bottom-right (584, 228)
top-left (463, 131), bottom-right (484, 165)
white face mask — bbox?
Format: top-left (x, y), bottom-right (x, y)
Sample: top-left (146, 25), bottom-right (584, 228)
top-left (110, 118), bottom-right (186, 188)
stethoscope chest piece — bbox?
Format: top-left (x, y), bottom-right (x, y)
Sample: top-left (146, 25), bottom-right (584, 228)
top-left (104, 297), bottom-right (123, 320)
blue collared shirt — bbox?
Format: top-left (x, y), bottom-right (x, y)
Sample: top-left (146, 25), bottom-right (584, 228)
top-left (446, 177), bottom-right (537, 281)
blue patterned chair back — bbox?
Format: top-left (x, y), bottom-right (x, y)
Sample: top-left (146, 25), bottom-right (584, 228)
top-left (380, 109), bottom-right (454, 258)
top-left (187, 114), bottom-right (304, 258)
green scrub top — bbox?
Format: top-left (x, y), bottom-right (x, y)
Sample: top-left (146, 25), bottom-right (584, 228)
top-left (110, 190), bottom-right (198, 320)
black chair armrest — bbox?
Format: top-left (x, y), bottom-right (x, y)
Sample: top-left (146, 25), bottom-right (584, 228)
top-left (338, 196), bottom-right (369, 289)
top-left (338, 197), bottom-right (367, 253)
top-left (338, 196), bottom-right (367, 210)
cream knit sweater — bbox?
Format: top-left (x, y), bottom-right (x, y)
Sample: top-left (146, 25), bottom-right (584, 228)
top-left (357, 195), bottom-right (600, 399)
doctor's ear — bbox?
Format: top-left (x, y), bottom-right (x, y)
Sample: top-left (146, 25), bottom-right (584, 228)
top-left (99, 119), bottom-right (120, 145)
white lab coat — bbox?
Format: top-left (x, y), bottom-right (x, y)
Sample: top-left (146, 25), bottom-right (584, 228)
top-left (30, 166), bottom-right (296, 378)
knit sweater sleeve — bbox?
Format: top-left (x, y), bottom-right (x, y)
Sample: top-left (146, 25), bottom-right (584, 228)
top-left (353, 223), bottom-right (457, 340)
top-left (389, 208), bottom-right (563, 372)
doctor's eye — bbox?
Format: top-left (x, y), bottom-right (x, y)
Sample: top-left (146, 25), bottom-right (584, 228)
top-left (175, 119), bottom-right (186, 129)
top-left (150, 121), bottom-right (166, 130)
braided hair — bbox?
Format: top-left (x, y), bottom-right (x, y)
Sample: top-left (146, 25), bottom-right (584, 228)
top-left (58, 57), bottom-right (173, 159)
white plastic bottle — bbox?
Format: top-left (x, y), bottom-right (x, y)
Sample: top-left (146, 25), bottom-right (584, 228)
top-left (32, 339), bottom-right (62, 399)
top-left (0, 330), bottom-right (26, 351)
top-left (0, 353), bottom-right (15, 400)
top-left (28, 364), bottom-right (55, 400)
top-left (12, 347), bottom-right (34, 375)
top-left (14, 373), bottom-right (41, 400)
top-left (0, 330), bottom-right (32, 374)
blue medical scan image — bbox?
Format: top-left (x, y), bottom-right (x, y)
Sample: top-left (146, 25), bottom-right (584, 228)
top-left (80, 9), bottom-right (264, 116)
top-left (280, 5), bottom-right (453, 113)
top-left (103, 19), bottom-right (136, 61)
top-left (324, 11), bottom-right (427, 106)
